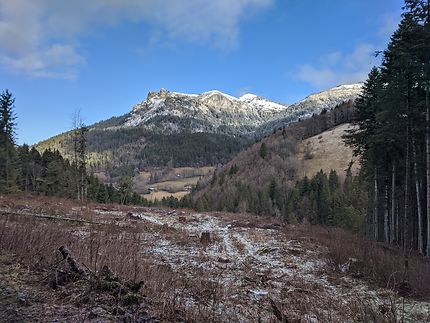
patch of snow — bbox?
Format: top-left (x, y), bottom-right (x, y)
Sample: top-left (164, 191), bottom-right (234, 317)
top-left (248, 289), bottom-right (269, 296)
top-left (136, 213), bottom-right (164, 226)
top-left (199, 90), bottom-right (239, 102)
top-left (93, 209), bottom-right (124, 217)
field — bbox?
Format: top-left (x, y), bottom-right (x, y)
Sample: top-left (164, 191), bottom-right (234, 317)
top-left (136, 167), bottom-right (214, 201)
top-left (299, 123), bottom-right (360, 179)
top-left (143, 190), bottom-right (190, 201)
top-left (1, 195), bottom-right (430, 322)
top-left (148, 176), bottom-right (201, 191)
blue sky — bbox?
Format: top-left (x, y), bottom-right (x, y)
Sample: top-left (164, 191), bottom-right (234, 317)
top-left (0, 0), bottom-right (404, 145)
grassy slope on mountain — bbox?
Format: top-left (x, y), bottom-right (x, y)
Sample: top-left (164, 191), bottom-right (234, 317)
top-left (299, 123), bottom-right (360, 179)
top-left (190, 101), bottom-right (356, 215)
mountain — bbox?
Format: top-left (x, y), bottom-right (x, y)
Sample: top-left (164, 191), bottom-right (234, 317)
top-left (189, 101), bottom-right (357, 215)
top-left (36, 84), bottom-right (363, 177)
top-left (121, 89), bottom-right (289, 136)
top-left (256, 83), bottom-right (363, 134)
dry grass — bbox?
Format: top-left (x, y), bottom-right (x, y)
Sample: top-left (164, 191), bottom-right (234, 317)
top-left (298, 123), bottom-right (360, 178)
top-left (152, 176), bottom-right (201, 190)
top-left (1, 195), bottom-right (430, 322)
top-left (134, 166), bottom-right (214, 194)
top-left (143, 190), bottom-right (189, 201)
top-left (296, 225), bottom-right (430, 300)
top-left (0, 214), bottom-right (224, 322)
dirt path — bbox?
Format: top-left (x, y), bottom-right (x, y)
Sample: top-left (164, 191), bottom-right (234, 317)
top-left (115, 209), bottom-right (430, 322)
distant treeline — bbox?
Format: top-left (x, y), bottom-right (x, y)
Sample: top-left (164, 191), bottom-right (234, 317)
top-left (36, 120), bottom-right (250, 178)
top-left (0, 90), bottom-right (149, 206)
top-left (15, 146), bottom-right (149, 205)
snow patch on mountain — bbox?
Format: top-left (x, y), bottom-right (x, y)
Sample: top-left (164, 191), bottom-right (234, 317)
top-left (122, 84), bottom-right (363, 136)
top-left (239, 93), bottom-right (288, 112)
top-left (125, 89), bottom-right (290, 135)
top-left (291, 83), bottom-right (363, 112)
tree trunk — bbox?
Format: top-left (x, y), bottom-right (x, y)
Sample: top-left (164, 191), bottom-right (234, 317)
top-left (59, 245), bottom-right (87, 276)
top-left (426, 78), bottom-right (430, 256)
top-left (5, 143), bottom-right (9, 190)
top-left (384, 183), bottom-right (389, 243)
top-left (424, 6), bottom-right (430, 255)
top-left (412, 137), bottom-right (423, 253)
top-left (404, 99), bottom-right (410, 251)
top-left (391, 163), bottom-right (396, 244)
top-left (374, 168), bottom-right (378, 241)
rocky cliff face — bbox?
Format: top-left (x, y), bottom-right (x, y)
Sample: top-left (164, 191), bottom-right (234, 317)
top-left (117, 84), bottom-right (363, 137)
top-left (290, 83), bottom-right (364, 116)
top-left (124, 89), bottom-right (289, 136)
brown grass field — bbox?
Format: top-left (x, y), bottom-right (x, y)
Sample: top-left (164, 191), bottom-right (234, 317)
top-left (299, 123), bottom-right (360, 179)
top-left (1, 194), bottom-right (430, 322)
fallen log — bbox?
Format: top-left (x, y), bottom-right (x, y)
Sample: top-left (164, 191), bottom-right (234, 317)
top-left (58, 245), bottom-right (88, 276)
top-left (0, 208), bottom-right (103, 225)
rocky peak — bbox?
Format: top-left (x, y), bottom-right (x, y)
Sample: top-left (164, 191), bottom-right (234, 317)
top-left (125, 84), bottom-right (362, 135)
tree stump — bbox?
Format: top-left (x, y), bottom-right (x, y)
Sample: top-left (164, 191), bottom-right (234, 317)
top-left (58, 245), bottom-right (87, 276)
top-left (200, 231), bottom-right (211, 246)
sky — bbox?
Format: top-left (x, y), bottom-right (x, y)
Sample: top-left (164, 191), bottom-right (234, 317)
top-left (0, 0), bottom-right (404, 145)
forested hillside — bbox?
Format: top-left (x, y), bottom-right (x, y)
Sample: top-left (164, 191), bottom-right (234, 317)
top-left (189, 0), bottom-right (430, 254)
top-left (188, 101), bottom-right (359, 227)
top-left (35, 85), bottom-right (362, 180)
top-left (344, 0), bottom-right (430, 254)
top-left (0, 91), bottom-right (148, 205)
top-left (37, 127), bottom-right (248, 178)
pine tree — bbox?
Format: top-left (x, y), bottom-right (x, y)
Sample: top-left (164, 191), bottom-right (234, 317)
top-left (344, 0), bottom-right (430, 252)
top-left (0, 90), bottom-right (18, 193)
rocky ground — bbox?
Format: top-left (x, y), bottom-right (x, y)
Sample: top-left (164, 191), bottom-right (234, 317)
top-left (0, 195), bottom-right (429, 322)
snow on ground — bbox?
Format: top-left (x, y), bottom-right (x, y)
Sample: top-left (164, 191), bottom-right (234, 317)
top-left (10, 200), bottom-right (426, 322)
top-left (96, 208), bottom-right (430, 322)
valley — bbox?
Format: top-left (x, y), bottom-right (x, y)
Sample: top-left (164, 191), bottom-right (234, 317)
top-left (35, 84), bottom-right (363, 190)
top-left (133, 167), bottom-right (215, 201)
top-left (3, 1), bottom-right (430, 322)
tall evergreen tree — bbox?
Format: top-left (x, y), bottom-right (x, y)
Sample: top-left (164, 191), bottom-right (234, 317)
top-left (0, 90), bottom-right (18, 193)
top-left (345, 0), bottom-right (430, 253)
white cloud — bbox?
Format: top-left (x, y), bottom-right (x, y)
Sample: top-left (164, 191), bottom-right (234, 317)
top-left (320, 51), bottom-right (342, 66)
top-left (296, 42), bottom-right (378, 89)
top-left (295, 9), bottom-right (403, 90)
top-left (0, 0), bottom-right (272, 78)
top-left (1, 45), bottom-right (86, 80)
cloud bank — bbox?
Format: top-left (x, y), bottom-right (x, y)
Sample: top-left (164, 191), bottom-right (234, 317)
top-left (296, 11), bottom-right (401, 89)
top-left (0, 0), bottom-right (272, 78)
top-left (296, 43), bottom-right (379, 89)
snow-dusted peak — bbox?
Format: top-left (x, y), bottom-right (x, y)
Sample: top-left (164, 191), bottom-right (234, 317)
top-left (124, 88), bottom-right (290, 132)
top-left (123, 83), bottom-right (361, 135)
top-left (199, 90), bottom-right (238, 103)
top-left (239, 93), bottom-right (258, 101)
top-left (298, 83), bottom-right (363, 104)
top-left (291, 83), bottom-right (363, 112)
top-left (239, 93), bottom-right (288, 112)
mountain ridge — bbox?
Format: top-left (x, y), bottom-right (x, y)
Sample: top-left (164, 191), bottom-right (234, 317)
top-left (36, 83), bottom-right (363, 174)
